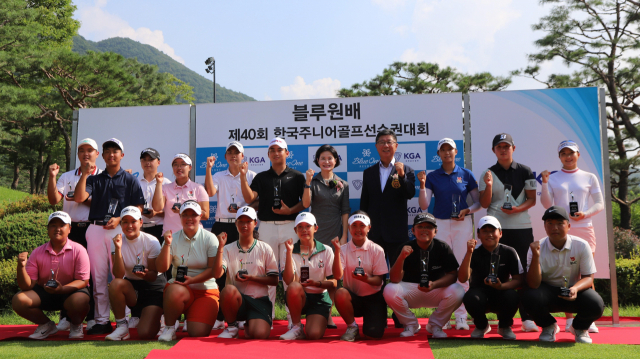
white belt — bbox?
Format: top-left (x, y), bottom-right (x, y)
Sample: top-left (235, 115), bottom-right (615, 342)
top-left (142, 223), bottom-right (158, 228)
top-left (216, 218), bottom-right (236, 223)
top-left (261, 220), bottom-right (293, 225)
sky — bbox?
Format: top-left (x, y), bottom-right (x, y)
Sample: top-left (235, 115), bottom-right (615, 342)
top-left (73, 0), bottom-right (577, 102)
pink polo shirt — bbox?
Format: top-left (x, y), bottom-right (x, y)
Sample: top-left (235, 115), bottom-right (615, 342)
top-left (339, 237), bottom-right (388, 297)
top-left (161, 179), bottom-right (209, 234)
top-left (26, 239), bottom-right (90, 287)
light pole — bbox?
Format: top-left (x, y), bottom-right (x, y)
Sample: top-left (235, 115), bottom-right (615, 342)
top-left (205, 57), bottom-right (215, 103)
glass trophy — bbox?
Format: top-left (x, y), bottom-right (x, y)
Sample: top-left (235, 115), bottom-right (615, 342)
top-left (176, 255), bottom-right (188, 283)
top-left (300, 245), bottom-right (310, 282)
top-left (45, 269), bottom-right (58, 288)
top-left (353, 256), bottom-right (365, 276)
top-left (67, 183), bottom-right (75, 199)
top-left (96, 198), bottom-right (118, 225)
top-left (419, 250), bottom-right (430, 287)
top-left (502, 184), bottom-right (513, 210)
top-left (450, 194), bottom-right (460, 219)
top-left (487, 251), bottom-right (500, 284)
top-left (238, 257), bottom-right (248, 278)
top-left (559, 267), bottom-right (571, 297)
top-left (273, 179), bottom-right (282, 210)
top-left (172, 193), bottom-right (181, 211)
top-left (133, 254), bottom-right (145, 273)
top-left (143, 187), bottom-right (151, 215)
top-left (228, 189), bottom-right (238, 212)
top-left (569, 192), bottom-right (579, 217)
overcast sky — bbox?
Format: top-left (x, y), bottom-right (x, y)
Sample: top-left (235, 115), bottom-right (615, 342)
top-left (73, 0), bottom-right (577, 101)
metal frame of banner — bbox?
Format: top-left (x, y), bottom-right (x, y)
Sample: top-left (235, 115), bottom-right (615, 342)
top-left (189, 105), bottom-right (197, 182)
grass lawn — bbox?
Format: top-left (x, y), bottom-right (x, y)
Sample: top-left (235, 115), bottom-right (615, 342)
top-left (0, 187), bottom-right (28, 204)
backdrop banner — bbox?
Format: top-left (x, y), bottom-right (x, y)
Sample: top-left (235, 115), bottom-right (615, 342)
top-left (469, 88), bottom-right (609, 278)
top-left (194, 94), bottom-right (465, 234)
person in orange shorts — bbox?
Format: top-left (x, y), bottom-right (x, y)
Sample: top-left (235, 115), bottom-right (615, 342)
top-left (156, 201), bottom-right (224, 341)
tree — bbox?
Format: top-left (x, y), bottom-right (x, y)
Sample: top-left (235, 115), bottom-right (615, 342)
top-left (515, 0), bottom-right (640, 230)
top-left (337, 61), bottom-right (511, 97)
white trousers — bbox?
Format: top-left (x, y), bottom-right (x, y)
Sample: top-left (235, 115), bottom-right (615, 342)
top-left (86, 224), bottom-right (122, 324)
top-left (258, 221), bottom-right (297, 319)
top-left (383, 281), bottom-right (465, 328)
top-left (435, 216), bottom-right (472, 320)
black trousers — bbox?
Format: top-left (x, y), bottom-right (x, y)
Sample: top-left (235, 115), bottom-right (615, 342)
top-left (211, 221), bottom-right (239, 321)
top-left (463, 286), bottom-right (519, 329)
top-left (379, 241), bottom-right (404, 270)
top-left (62, 222), bottom-right (94, 321)
top-left (349, 289), bottom-right (387, 338)
top-left (501, 228), bottom-right (534, 321)
top-left (520, 282), bottom-right (604, 330)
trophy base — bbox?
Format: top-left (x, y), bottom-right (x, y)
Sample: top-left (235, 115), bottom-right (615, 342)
top-left (273, 199), bottom-right (282, 210)
top-left (559, 287), bottom-right (571, 297)
top-left (419, 274), bottom-right (429, 287)
top-left (228, 204), bottom-right (238, 211)
top-left (502, 203), bottom-right (512, 210)
top-left (237, 269), bottom-right (248, 278)
top-left (353, 268), bottom-right (365, 276)
top-left (450, 212), bottom-right (460, 219)
top-left (487, 275), bottom-right (499, 284)
top-left (45, 280), bottom-right (58, 288)
top-left (419, 281), bottom-right (430, 288)
top-left (67, 192), bottom-right (75, 199)
top-left (95, 216), bottom-right (112, 226)
top-left (569, 202), bottom-right (579, 217)
top-left (172, 203), bottom-right (181, 211)
top-left (133, 265), bottom-right (145, 273)
top-left (300, 266), bottom-right (310, 283)
top-left (142, 209), bottom-right (151, 215)
top-left (175, 265), bottom-right (188, 283)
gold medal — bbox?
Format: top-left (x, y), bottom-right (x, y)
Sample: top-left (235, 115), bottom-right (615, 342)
top-left (392, 179), bottom-right (401, 188)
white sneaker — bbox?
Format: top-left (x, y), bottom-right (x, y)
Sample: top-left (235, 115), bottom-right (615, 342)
top-left (105, 325), bottom-right (130, 341)
top-left (280, 324), bottom-right (305, 340)
top-left (426, 323), bottom-right (447, 338)
top-left (498, 327), bottom-right (516, 340)
top-left (399, 324), bottom-right (421, 337)
top-left (213, 320), bottom-right (225, 330)
top-left (588, 322), bottom-right (599, 333)
top-left (570, 326), bottom-right (593, 344)
top-left (539, 323), bottom-right (560, 342)
top-left (158, 326), bottom-right (177, 342)
top-left (455, 317), bottom-right (470, 330)
top-left (158, 315), bottom-right (166, 336)
top-left (86, 319), bottom-right (96, 331)
top-left (218, 326), bottom-right (239, 339)
top-left (470, 324), bottom-right (491, 338)
top-left (128, 317), bottom-right (140, 329)
top-left (442, 321), bottom-right (452, 330)
top-left (29, 321), bottom-right (58, 339)
top-left (565, 317), bottom-right (574, 332)
top-left (69, 323), bottom-right (84, 339)
top-left (238, 321), bottom-right (246, 330)
top-left (287, 313), bottom-right (293, 330)
top-left (56, 318), bottom-right (71, 331)
top-left (521, 320), bottom-right (539, 332)
top-left (182, 320), bottom-right (188, 332)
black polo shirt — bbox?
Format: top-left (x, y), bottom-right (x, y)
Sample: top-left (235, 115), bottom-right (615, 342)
top-left (85, 168), bottom-right (145, 221)
top-left (469, 243), bottom-right (522, 289)
top-left (250, 166), bottom-right (305, 221)
top-left (488, 161), bottom-right (535, 204)
top-left (396, 238), bottom-right (458, 284)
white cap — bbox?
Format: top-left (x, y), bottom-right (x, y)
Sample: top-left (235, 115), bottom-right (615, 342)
top-left (103, 138), bottom-right (124, 152)
top-left (348, 213), bottom-right (371, 226)
top-left (78, 138), bottom-right (98, 151)
top-left (478, 215), bottom-right (501, 230)
top-left (48, 211), bottom-right (71, 224)
top-left (227, 141), bottom-right (244, 154)
top-left (558, 140), bottom-right (579, 153)
top-left (180, 201), bottom-right (202, 215)
top-left (235, 206), bottom-right (257, 220)
top-left (120, 206), bottom-right (142, 220)
top-left (437, 138), bottom-right (456, 151)
top-left (268, 137), bottom-right (287, 150)
top-left (294, 212), bottom-right (316, 227)
top-left (172, 153), bottom-right (192, 166)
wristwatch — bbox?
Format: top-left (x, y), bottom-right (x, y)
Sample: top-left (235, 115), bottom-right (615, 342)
top-left (304, 184), bottom-right (311, 189)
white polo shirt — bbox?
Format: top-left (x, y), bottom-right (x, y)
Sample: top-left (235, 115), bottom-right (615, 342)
top-left (542, 168), bottom-right (602, 228)
top-left (138, 175), bottom-right (171, 226)
top-left (111, 231), bottom-right (161, 280)
top-left (339, 238), bottom-right (388, 297)
top-left (527, 235), bottom-right (596, 287)
top-left (280, 240), bottom-right (334, 294)
top-left (56, 167), bottom-right (101, 222)
top-left (211, 169), bottom-right (256, 220)
top-left (169, 228), bottom-right (220, 290)
top-left (222, 239), bottom-right (278, 298)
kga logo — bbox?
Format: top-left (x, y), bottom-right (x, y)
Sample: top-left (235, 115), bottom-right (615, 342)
top-left (431, 155), bottom-right (442, 163)
top-left (247, 157), bottom-right (266, 164)
top-left (407, 207), bottom-right (424, 214)
top-left (401, 152), bottom-right (421, 161)
top-left (352, 180), bottom-right (363, 190)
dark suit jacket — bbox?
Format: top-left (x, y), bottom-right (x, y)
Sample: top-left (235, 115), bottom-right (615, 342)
top-left (360, 162), bottom-right (415, 244)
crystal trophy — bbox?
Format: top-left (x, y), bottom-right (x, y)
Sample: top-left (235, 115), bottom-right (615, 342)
top-left (569, 192), bottom-right (579, 217)
top-left (228, 189), bottom-right (238, 212)
top-left (176, 255), bottom-right (188, 283)
top-left (237, 257), bottom-right (248, 278)
top-left (419, 250), bottom-right (430, 288)
top-left (172, 193), bottom-right (181, 211)
top-left (45, 269), bottom-right (58, 288)
top-left (487, 251), bottom-right (500, 284)
top-left (67, 183), bottom-right (75, 199)
top-left (133, 254), bottom-right (145, 273)
top-left (300, 245), bottom-right (310, 282)
top-left (143, 187), bottom-right (151, 214)
top-left (559, 267), bottom-right (571, 297)
top-left (451, 194), bottom-right (460, 219)
top-left (502, 184), bottom-right (513, 210)
top-left (96, 198), bottom-right (118, 225)
top-left (273, 179), bottom-right (282, 210)
top-left (353, 256), bottom-right (365, 276)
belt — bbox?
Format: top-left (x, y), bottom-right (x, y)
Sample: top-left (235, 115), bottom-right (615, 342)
top-left (143, 223), bottom-right (159, 228)
top-left (71, 222), bottom-right (90, 228)
top-left (216, 218), bottom-right (236, 223)
top-left (261, 220), bottom-right (293, 225)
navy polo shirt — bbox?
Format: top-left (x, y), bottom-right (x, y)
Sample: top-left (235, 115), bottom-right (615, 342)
top-left (85, 168), bottom-right (145, 221)
top-left (425, 165), bottom-right (478, 219)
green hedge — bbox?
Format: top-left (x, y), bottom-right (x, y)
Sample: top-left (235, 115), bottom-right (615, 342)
top-left (595, 257), bottom-right (640, 306)
top-left (0, 195), bottom-right (60, 220)
top-left (0, 212), bottom-right (50, 259)
top-left (0, 258), bottom-right (18, 309)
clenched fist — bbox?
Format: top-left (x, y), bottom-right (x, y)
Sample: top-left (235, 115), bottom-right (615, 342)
top-left (305, 169), bottom-right (315, 185)
top-left (399, 245), bottom-right (413, 260)
top-left (163, 230), bottom-right (173, 246)
top-left (540, 170), bottom-right (550, 184)
top-left (18, 252), bottom-right (28, 268)
top-left (49, 164), bottom-right (60, 177)
top-left (417, 171), bottom-right (426, 188)
top-left (113, 234), bottom-right (123, 250)
top-left (207, 156), bottom-right (216, 170)
top-left (530, 241), bottom-right (541, 258)
top-left (395, 162), bottom-right (405, 178)
top-left (484, 171), bottom-right (493, 187)
top-left (466, 239), bottom-right (477, 253)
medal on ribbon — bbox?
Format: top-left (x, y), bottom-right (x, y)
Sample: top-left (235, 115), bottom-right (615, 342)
top-left (391, 174), bottom-right (401, 189)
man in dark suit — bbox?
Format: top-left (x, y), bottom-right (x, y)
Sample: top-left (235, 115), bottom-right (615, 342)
top-left (360, 129), bottom-right (416, 268)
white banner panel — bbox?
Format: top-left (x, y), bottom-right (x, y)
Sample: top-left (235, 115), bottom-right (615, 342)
top-left (195, 94), bottom-right (464, 231)
top-left (77, 105), bottom-right (192, 179)
top-left (469, 88), bottom-right (609, 278)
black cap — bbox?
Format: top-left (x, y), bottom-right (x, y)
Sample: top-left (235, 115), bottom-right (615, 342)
top-left (140, 148), bottom-right (160, 160)
top-left (492, 133), bottom-right (514, 148)
top-left (542, 206), bottom-right (570, 221)
top-left (413, 213), bottom-right (437, 227)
